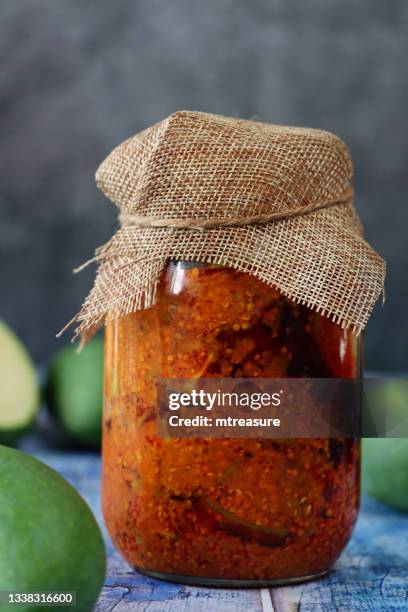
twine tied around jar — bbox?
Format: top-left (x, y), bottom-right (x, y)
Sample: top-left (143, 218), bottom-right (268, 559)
top-left (117, 191), bottom-right (353, 231)
top-left (62, 111), bottom-right (385, 339)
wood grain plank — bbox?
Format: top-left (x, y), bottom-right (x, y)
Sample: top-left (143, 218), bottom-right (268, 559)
top-left (96, 583), bottom-right (261, 612)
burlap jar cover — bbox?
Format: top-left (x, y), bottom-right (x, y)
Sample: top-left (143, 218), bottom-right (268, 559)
top-left (65, 111), bottom-right (385, 339)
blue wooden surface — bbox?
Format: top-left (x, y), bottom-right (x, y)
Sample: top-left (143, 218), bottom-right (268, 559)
top-left (32, 451), bottom-right (408, 612)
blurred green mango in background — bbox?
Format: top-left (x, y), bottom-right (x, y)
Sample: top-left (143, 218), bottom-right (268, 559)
top-left (362, 379), bottom-right (408, 512)
top-left (0, 321), bottom-right (40, 445)
top-left (46, 336), bottom-right (104, 448)
top-left (362, 438), bottom-right (408, 513)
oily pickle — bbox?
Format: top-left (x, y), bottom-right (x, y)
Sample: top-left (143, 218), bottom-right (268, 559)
top-left (103, 261), bottom-right (360, 584)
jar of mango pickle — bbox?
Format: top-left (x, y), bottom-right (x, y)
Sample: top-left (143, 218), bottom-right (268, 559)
top-left (102, 260), bottom-right (362, 586)
top-left (69, 111), bottom-right (384, 587)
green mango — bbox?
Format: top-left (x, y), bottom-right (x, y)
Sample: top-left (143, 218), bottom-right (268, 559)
top-left (0, 321), bottom-right (40, 445)
top-left (0, 446), bottom-right (106, 611)
top-left (362, 437), bottom-right (408, 513)
top-left (362, 379), bottom-right (408, 512)
top-left (46, 337), bottom-right (104, 447)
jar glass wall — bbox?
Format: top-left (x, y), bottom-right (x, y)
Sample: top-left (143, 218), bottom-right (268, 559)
top-left (102, 260), bottom-right (361, 586)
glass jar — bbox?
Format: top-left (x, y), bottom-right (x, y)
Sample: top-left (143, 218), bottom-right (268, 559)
top-left (102, 260), bottom-right (361, 586)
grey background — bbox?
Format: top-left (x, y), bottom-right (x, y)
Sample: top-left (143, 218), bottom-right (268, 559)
top-left (1, 0), bottom-right (407, 371)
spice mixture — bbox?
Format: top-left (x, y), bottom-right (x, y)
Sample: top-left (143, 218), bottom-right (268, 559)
top-left (103, 261), bottom-right (360, 582)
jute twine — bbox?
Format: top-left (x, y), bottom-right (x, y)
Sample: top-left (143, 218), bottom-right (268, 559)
top-left (62, 111), bottom-right (385, 339)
